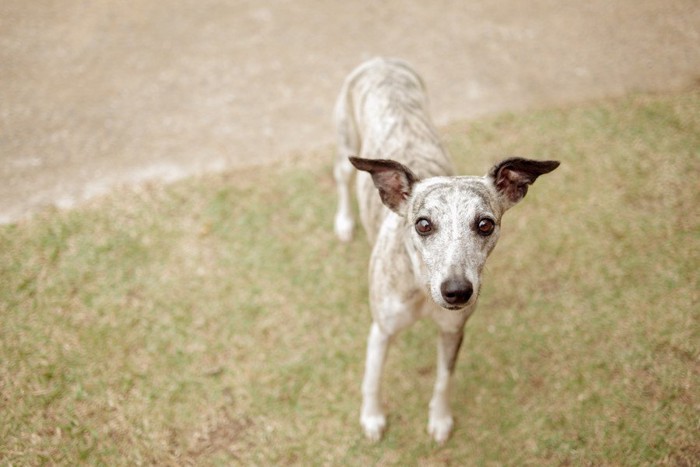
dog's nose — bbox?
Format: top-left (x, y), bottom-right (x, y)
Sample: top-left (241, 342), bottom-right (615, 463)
top-left (440, 279), bottom-right (473, 307)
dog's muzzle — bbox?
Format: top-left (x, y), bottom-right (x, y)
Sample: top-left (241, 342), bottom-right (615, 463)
top-left (440, 278), bottom-right (473, 309)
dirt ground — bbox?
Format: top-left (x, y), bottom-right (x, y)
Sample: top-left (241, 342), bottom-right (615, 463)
top-left (1, 0), bottom-right (699, 223)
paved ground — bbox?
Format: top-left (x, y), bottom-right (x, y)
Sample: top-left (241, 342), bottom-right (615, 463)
top-left (1, 0), bottom-right (699, 223)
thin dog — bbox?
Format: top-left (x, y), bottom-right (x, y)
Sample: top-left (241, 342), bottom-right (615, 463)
top-left (333, 57), bottom-right (559, 443)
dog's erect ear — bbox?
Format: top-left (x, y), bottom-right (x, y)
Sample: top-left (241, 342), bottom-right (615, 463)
top-left (349, 156), bottom-right (418, 214)
top-left (488, 157), bottom-right (560, 209)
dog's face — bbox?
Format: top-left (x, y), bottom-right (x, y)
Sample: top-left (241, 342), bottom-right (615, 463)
top-left (406, 176), bottom-right (502, 309)
top-left (350, 157), bottom-right (559, 310)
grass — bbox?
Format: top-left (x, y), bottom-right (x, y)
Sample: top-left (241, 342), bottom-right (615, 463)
top-left (1, 89), bottom-right (698, 465)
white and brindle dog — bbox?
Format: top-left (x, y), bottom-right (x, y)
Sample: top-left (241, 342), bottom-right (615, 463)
top-left (333, 58), bottom-right (559, 444)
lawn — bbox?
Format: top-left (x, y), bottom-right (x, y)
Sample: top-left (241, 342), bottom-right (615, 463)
top-left (1, 90), bottom-right (698, 465)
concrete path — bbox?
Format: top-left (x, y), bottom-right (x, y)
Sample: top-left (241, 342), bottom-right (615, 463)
top-left (2, 0), bottom-right (699, 223)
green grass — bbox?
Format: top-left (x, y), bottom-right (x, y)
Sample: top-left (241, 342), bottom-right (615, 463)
top-left (1, 90), bottom-right (698, 465)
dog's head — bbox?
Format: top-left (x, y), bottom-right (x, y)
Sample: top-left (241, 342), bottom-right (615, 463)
top-left (350, 156), bottom-right (559, 310)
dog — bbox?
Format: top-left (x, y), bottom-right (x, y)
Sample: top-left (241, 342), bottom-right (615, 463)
top-left (333, 57), bottom-right (559, 444)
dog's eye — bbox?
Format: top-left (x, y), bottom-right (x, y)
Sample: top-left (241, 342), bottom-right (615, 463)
top-left (415, 218), bottom-right (433, 236)
top-left (477, 218), bottom-right (495, 236)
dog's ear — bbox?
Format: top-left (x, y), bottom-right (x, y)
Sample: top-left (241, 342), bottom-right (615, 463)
top-left (350, 156), bottom-right (418, 214)
top-left (488, 157), bottom-right (560, 209)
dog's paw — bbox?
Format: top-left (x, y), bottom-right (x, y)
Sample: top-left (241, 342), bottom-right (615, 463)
top-left (361, 413), bottom-right (386, 442)
top-left (334, 213), bottom-right (354, 242)
top-left (428, 413), bottom-right (454, 445)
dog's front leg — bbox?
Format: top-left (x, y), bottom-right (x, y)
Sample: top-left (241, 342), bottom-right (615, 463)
top-left (360, 322), bottom-right (392, 441)
top-left (428, 329), bottom-right (464, 444)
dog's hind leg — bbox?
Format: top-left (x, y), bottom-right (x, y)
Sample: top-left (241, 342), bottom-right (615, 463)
top-left (428, 329), bottom-right (464, 444)
top-left (334, 155), bottom-right (356, 242)
top-left (333, 88), bottom-right (360, 242)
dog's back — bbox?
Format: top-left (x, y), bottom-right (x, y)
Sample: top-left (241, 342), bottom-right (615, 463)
top-left (333, 58), bottom-right (453, 243)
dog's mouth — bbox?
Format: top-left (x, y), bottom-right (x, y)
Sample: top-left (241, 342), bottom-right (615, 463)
top-left (442, 303), bottom-right (469, 311)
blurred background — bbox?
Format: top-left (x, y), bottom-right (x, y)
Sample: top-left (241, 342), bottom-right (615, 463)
top-left (1, 0), bottom-right (699, 223)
